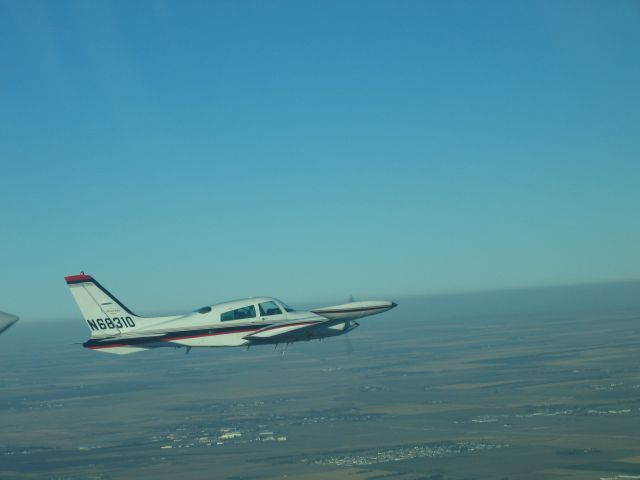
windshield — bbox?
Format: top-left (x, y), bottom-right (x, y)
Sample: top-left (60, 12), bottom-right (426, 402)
top-left (278, 300), bottom-right (295, 312)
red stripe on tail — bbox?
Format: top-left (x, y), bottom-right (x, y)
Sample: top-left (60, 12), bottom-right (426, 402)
top-left (65, 274), bottom-right (93, 283)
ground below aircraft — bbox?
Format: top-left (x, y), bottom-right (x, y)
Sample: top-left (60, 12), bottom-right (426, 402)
top-left (65, 274), bottom-right (396, 355)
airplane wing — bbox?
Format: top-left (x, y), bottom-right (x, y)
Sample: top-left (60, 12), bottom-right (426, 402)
top-left (243, 317), bottom-right (326, 343)
top-left (311, 300), bottom-right (396, 320)
top-left (0, 311), bottom-right (19, 336)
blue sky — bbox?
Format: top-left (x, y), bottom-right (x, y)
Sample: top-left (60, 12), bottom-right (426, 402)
top-left (1, 0), bottom-right (639, 321)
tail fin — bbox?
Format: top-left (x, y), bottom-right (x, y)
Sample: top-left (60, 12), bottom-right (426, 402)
top-left (65, 274), bottom-right (147, 337)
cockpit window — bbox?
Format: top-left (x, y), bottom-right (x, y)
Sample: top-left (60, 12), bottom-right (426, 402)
top-left (220, 305), bottom-right (256, 322)
top-left (194, 306), bottom-right (212, 314)
top-left (259, 301), bottom-right (283, 316)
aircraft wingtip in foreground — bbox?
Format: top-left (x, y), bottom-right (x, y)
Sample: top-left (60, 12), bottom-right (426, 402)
top-left (65, 273), bottom-right (397, 355)
top-left (0, 311), bottom-right (19, 336)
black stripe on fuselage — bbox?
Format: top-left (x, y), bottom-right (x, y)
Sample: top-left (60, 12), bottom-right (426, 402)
top-left (82, 323), bottom-right (272, 348)
top-left (67, 277), bottom-right (138, 316)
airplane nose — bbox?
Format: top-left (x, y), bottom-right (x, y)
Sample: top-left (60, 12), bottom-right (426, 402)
top-left (391, 302), bottom-right (398, 308)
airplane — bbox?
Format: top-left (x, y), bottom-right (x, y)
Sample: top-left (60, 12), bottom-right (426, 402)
top-left (0, 311), bottom-right (19, 336)
top-left (65, 273), bottom-right (397, 355)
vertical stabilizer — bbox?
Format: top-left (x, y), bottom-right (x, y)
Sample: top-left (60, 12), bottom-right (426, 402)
top-left (65, 273), bottom-right (173, 338)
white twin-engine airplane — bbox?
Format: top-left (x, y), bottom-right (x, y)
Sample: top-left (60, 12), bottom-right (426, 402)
top-left (65, 274), bottom-right (397, 355)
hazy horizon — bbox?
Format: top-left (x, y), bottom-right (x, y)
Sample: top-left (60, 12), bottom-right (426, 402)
top-left (9, 277), bottom-right (640, 325)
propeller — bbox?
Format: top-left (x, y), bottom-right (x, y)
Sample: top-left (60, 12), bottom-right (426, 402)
top-left (344, 328), bottom-right (354, 356)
